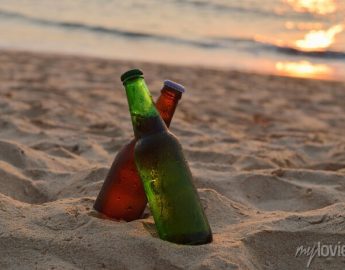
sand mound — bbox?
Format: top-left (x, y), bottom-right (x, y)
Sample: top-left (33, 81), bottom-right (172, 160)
top-left (0, 50), bottom-right (344, 269)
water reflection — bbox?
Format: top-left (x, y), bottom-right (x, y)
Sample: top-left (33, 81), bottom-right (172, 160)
top-left (295, 24), bottom-right (343, 51)
top-left (275, 60), bottom-right (332, 79)
top-left (285, 0), bottom-right (337, 15)
top-left (285, 21), bottom-right (324, 31)
top-left (276, 0), bottom-right (341, 80)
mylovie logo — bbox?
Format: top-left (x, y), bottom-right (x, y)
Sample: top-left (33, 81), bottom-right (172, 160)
top-left (295, 241), bottom-right (345, 268)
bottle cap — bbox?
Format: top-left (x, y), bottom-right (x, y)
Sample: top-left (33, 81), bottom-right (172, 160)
top-left (163, 80), bottom-right (185, 93)
top-left (121, 69), bottom-right (144, 83)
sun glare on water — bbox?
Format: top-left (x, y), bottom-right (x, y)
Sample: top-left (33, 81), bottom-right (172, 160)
top-left (285, 0), bottom-right (337, 15)
top-left (295, 24), bottom-right (344, 51)
top-left (275, 61), bottom-right (332, 79)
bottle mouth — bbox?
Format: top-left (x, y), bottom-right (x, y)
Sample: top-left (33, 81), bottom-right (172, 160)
top-left (163, 80), bottom-right (185, 93)
top-left (121, 69), bottom-right (144, 83)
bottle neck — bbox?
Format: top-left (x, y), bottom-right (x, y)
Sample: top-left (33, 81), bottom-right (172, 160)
top-left (124, 77), bottom-right (167, 139)
top-left (155, 87), bottom-right (182, 128)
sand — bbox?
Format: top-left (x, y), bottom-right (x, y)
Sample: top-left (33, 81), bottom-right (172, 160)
top-left (0, 49), bottom-right (344, 270)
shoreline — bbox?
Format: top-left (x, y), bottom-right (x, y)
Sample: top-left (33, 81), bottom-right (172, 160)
top-left (1, 48), bottom-right (343, 83)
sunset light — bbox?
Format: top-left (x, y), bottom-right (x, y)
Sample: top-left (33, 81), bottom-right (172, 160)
top-left (275, 60), bottom-right (332, 79)
top-left (285, 0), bottom-right (338, 15)
top-left (295, 24), bottom-right (343, 51)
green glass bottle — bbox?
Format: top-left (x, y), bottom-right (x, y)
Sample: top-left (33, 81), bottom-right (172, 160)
top-left (121, 69), bottom-right (212, 245)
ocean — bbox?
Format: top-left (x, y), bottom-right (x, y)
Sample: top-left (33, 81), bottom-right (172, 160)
top-left (0, 0), bottom-right (344, 80)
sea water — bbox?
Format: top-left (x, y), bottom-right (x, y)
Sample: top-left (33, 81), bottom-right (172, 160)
top-left (0, 0), bottom-right (344, 80)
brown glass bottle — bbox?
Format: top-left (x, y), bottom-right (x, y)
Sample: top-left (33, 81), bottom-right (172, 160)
top-left (93, 79), bottom-right (185, 221)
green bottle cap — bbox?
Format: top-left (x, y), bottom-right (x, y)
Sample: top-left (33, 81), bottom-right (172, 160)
top-left (121, 69), bottom-right (144, 83)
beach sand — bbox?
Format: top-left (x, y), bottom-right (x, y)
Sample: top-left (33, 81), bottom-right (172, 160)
top-left (0, 49), bottom-right (344, 270)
